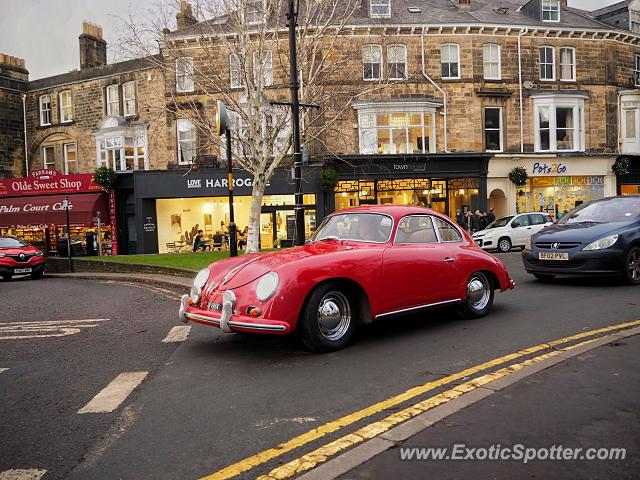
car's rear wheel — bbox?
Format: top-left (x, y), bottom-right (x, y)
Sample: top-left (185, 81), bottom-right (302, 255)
top-left (459, 272), bottom-right (494, 319)
top-left (31, 271), bottom-right (44, 280)
top-left (1, 274), bottom-right (11, 282)
top-left (534, 274), bottom-right (555, 282)
top-left (497, 237), bottom-right (512, 253)
top-left (301, 283), bottom-right (355, 352)
top-left (624, 246), bottom-right (640, 285)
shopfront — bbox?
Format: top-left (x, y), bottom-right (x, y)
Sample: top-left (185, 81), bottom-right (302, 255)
top-left (0, 170), bottom-right (111, 255)
top-left (129, 168), bottom-right (321, 254)
top-left (329, 154), bottom-right (490, 220)
top-left (616, 156), bottom-right (640, 196)
top-left (488, 155), bottom-right (617, 218)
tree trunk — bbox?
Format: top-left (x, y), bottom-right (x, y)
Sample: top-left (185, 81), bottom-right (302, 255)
top-left (246, 175), bottom-right (266, 253)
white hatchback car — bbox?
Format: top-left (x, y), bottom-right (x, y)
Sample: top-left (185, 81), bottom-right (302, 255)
top-left (473, 212), bottom-right (553, 253)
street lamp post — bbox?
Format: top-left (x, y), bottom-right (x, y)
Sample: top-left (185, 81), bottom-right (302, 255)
top-left (286, 0), bottom-right (305, 246)
top-left (217, 100), bottom-right (238, 257)
top-left (63, 196), bottom-right (72, 272)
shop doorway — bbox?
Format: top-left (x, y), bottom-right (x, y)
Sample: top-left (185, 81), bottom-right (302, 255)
top-left (489, 189), bottom-right (508, 217)
top-left (123, 193), bottom-right (137, 254)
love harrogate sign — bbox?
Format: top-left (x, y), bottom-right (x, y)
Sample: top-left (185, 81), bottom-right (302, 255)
top-left (0, 170), bottom-right (102, 197)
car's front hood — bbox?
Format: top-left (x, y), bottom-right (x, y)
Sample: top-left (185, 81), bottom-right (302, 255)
top-left (473, 228), bottom-right (500, 238)
top-left (533, 222), bottom-right (626, 244)
top-left (207, 241), bottom-right (373, 290)
top-left (0, 247), bottom-right (39, 256)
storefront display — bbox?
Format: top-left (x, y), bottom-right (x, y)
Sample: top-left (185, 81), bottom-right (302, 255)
top-left (516, 176), bottom-right (605, 218)
top-left (621, 184), bottom-right (640, 195)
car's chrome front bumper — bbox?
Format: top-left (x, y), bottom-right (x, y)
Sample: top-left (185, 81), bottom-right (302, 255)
top-left (178, 293), bottom-right (289, 334)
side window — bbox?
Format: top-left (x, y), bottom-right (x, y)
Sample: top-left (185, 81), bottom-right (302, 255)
top-left (395, 215), bottom-right (439, 244)
top-left (512, 215), bottom-right (530, 228)
top-left (433, 217), bottom-right (463, 242)
top-left (530, 214), bottom-right (546, 225)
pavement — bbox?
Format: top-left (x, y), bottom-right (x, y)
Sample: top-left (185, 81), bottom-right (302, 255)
top-left (1, 251), bottom-right (639, 480)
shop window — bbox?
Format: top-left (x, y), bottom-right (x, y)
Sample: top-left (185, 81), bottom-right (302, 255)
top-left (534, 96), bottom-right (585, 152)
top-left (387, 45), bottom-right (407, 80)
top-left (539, 47), bottom-right (555, 81)
top-left (483, 44), bottom-right (501, 80)
top-left (559, 47), bottom-right (576, 82)
top-left (230, 54), bottom-right (243, 89)
top-left (363, 45), bottom-right (382, 81)
top-left (123, 81), bottom-right (136, 116)
top-left (59, 90), bottom-right (73, 123)
top-left (484, 107), bottom-right (503, 152)
top-left (253, 51), bottom-right (273, 86)
top-left (441, 44), bottom-right (460, 80)
top-left (177, 119), bottom-right (196, 165)
top-left (358, 109), bottom-right (436, 155)
top-left (39, 95), bottom-right (51, 126)
top-left (63, 143), bottom-right (78, 174)
top-left (542, 0), bottom-right (560, 22)
top-left (176, 57), bottom-right (194, 93)
top-left (370, 0), bottom-right (391, 17)
top-left (43, 146), bottom-right (56, 170)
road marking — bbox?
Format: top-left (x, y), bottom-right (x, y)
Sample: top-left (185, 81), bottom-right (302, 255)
top-left (0, 368), bottom-right (8, 374)
top-left (0, 319), bottom-right (109, 341)
top-left (200, 319), bottom-right (640, 480)
top-left (0, 470), bottom-right (47, 480)
top-left (101, 281), bottom-right (182, 301)
top-left (162, 326), bottom-right (191, 343)
top-left (258, 339), bottom-right (596, 480)
top-left (78, 372), bottom-right (148, 414)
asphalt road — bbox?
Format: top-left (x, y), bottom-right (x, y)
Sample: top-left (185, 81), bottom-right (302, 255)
top-left (1, 252), bottom-right (639, 480)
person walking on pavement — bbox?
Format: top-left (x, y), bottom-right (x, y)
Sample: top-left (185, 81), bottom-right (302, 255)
top-left (486, 208), bottom-right (496, 226)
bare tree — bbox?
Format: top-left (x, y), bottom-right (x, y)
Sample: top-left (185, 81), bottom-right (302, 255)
top-left (118, 0), bottom-right (400, 253)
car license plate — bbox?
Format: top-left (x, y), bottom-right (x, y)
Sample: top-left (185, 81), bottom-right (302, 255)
top-left (14, 268), bottom-right (32, 273)
top-left (539, 252), bottom-right (569, 261)
top-left (207, 301), bottom-right (223, 311)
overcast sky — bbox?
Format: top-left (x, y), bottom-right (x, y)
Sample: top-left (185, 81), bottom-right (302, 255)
top-left (0, 0), bottom-right (622, 80)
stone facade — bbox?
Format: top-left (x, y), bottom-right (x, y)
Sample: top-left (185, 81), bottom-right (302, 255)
top-left (0, 54), bottom-right (28, 179)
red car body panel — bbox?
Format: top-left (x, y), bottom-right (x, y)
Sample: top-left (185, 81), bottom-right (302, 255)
top-left (182, 206), bottom-right (514, 334)
top-left (0, 236), bottom-right (45, 277)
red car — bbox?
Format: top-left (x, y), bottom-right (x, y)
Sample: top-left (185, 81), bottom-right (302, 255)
top-left (0, 236), bottom-right (45, 281)
top-left (179, 206), bottom-right (515, 352)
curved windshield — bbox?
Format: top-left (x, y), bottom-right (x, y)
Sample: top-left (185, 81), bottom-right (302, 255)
top-left (486, 216), bottom-right (514, 229)
top-left (0, 237), bottom-right (27, 248)
top-left (313, 213), bottom-right (394, 243)
top-left (559, 197), bottom-right (640, 225)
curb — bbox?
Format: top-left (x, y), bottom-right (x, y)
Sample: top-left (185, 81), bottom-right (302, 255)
top-left (44, 273), bottom-right (191, 290)
top-left (296, 325), bottom-right (640, 480)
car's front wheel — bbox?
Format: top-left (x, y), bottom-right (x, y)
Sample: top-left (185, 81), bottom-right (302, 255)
top-left (497, 237), bottom-right (512, 253)
top-left (1, 274), bottom-right (11, 282)
top-left (459, 272), bottom-right (494, 319)
top-left (31, 271), bottom-right (44, 280)
top-left (534, 274), bottom-right (555, 282)
top-left (300, 283), bottom-right (355, 352)
top-left (624, 246), bottom-right (640, 285)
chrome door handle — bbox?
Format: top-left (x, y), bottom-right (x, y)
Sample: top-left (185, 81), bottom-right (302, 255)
top-left (443, 258), bottom-right (456, 263)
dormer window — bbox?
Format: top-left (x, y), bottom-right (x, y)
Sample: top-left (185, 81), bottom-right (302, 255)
top-left (542, 0), bottom-right (560, 22)
top-left (370, 0), bottom-right (391, 18)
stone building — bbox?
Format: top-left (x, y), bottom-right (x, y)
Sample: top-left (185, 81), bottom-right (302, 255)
top-left (0, 54), bottom-right (28, 179)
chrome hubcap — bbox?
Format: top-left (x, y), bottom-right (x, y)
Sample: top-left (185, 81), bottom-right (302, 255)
top-left (317, 291), bottom-right (351, 342)
top-left (468, 274), bottom-right (490, 311)
top-left (629, 250), bottom-right (640, 281)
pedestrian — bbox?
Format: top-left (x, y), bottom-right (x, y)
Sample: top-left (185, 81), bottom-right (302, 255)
top-left (478, 210), bottom-right (487, 231)
top-left (85, 230), bottom-right (96, 256)
top-left (57, 233), bottom-right (69, 257)
top-left (456, 210), bottom-right (464, 227)
top-left (486, 208), bottom-right (496, 225)
top-left (193, 229), bottom-right (205, 252)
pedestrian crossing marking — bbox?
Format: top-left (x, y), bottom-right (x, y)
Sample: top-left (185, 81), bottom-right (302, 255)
top-left (162, 326), bottom-right (191, 343)
top-left (0, 469), bottom-right (47, 480)
top-left (0, 368), bottom-right (8, 374)
top-left (78, 371), bottom-right (148, 414)
top-left (0, 319), bottom-right (109, 340)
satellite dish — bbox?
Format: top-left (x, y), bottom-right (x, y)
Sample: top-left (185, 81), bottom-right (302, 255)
top-left (216, 100), bottom-right (229, 135)
top-left (523, 80), bottom-right (535, 89)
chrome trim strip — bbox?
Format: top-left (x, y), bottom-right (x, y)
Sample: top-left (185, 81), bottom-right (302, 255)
top-left (222, 256), bottom-right (262, 285)
top-left (185, 312), bottom-right (286, 332)
top-left (375, 299), bottom-right (461, 319)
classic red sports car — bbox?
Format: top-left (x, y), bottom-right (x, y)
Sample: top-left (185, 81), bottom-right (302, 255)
top-left (0, 235), bottom-right (45, 281)
top-left (179, 205), bottom-right (515, 352)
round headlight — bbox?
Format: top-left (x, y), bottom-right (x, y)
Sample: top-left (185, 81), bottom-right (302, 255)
top-left (193, 268), bottom-right (210, 289)
top-left (256, 272), bottom-right (279, 302)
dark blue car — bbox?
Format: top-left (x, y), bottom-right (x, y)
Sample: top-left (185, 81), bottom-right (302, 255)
top-left (522, 196), bottom-right (640, 284)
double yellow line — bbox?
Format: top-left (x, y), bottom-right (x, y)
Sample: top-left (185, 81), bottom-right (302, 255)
top-left (201, 319), bottom-right (640, 480)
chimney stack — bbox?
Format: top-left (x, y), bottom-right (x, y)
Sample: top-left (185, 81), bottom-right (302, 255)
top-left (0, 53), bottom-right (28, 83)
top-left (456, 0), bottom-right (471, 8)
top-left (176, 1), bottom-right (198, 30)
top-left (79, 21), bottom-right (107, 70)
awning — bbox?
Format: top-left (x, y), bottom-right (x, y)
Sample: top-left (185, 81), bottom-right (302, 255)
top-left (0, 193), bottom-right (109, 227)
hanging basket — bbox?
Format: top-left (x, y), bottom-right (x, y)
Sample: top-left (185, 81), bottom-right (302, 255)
top-left (612, 157), bottom-right (630, 176)
top-left (318, 167), bottom-right (339, 192)
top-left (94, 166), bottom-right (117, 191)
top-left (509, 166), bottom-right (529, 187)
